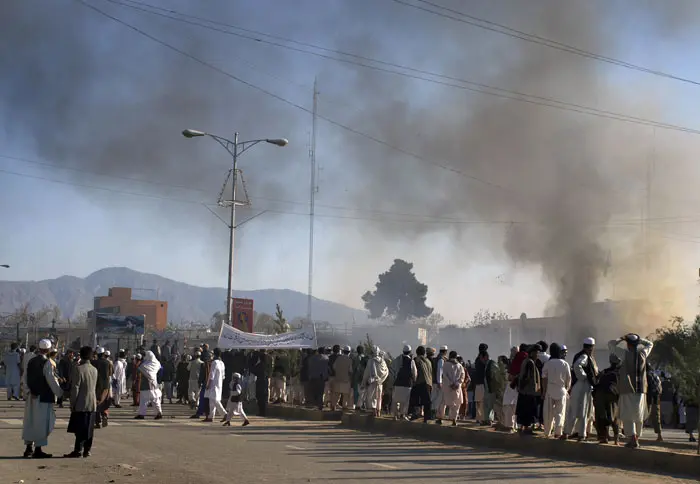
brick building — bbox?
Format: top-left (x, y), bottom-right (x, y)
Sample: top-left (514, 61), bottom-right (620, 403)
top-left (89, 287), bottom-right (168, 333)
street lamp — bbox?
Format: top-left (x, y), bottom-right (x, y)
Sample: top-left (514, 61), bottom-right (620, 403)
top-left (182, 128), bottom-right (288, 327)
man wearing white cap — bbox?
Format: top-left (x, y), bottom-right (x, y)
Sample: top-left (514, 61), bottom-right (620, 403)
top-left (391, 344), bottom-right (417, 420)
top-left (22, 339), bottom-right (63, 458)
top-left (431, 346), bottom-right (448, 419)
top-left (562, 337), bottom-right (598, 441)
top-left (93, 347), bottom-right (113, 428)
top-left (223, 372), bottom-right (250, 427)
top-left (609, 333), bottom-right (654, 448)
top-left (330, 346), bottom-right (353, 411)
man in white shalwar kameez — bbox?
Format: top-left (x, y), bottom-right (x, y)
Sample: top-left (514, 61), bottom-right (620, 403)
top-left (363, 346), bottom-right (389, 417)
top-left (22, 339), bottom-right (63, 458)
top-left (608, 334), bottom-right (654, 448)
top-left (541, 343), bottom-right (571, 438)
top-left (135, 351), bottom-right (163, 420)
top-left (563, 337), bottom-right (598, 441)
top-left (4, 343), bottom-right (21, 400)
top-left (112, 350), bottom-right (127, 408)
top-left (206, 348), bottom-right (227, 422)
top-left (439, 351), bottom-right (465, 426)
top-left (431, 346), bottom-right (448, 419)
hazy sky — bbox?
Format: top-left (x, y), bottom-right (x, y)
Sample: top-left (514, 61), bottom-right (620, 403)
top-left (3, 0), bottom-right (700, 324)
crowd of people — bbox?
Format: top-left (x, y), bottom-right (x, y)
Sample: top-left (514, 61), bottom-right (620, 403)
top-left (4, 330), bottom-right (698, 459)
top-left (294, 334), bottom-right (690, 450)
top-left (3, 338), bottom-right (265, 459)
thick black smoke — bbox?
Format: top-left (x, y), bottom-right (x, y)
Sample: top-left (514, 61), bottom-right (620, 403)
top-left (2, 0), bottom-right (698, 336)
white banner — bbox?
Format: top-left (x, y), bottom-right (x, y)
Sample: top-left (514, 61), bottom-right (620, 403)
top-left (217, 323), bottom-right (317, 350)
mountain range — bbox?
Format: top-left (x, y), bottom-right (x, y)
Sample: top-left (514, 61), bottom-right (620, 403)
top-left (0, 267), bottom-right (368, 326)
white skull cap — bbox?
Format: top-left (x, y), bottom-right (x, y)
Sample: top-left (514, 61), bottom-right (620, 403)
top-left (440, 345), bottom-right (448, 351)
top-left (583, 337), bottom-right (595, 346)
top-left (343, 345), bottom-right (351, 352)
top-left (403, 344), bottom-right (412, 353)
top-left (38, 339), bottom-right (52, 350)
top-left (96, 346), bottom-right (105, 354)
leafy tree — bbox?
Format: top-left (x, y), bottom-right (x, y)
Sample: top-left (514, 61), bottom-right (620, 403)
top-left (362, 259), bottom-right (432, 323)
top-left (273, 304), bottom-right (289, 334)
top-left (467, 309), bottom-right (510, 328)
top-left (649, 315), bottom-right (700, 405)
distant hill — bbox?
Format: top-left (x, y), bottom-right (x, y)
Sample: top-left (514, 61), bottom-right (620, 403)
top-left (0, 267), bottom-right (368, 326)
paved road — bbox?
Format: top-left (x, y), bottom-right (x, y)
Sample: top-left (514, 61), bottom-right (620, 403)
top-left (0, 400), bottom-right (695, 484)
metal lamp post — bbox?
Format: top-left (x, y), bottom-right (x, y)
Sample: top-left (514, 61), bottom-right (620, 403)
top-left (182, 129), bottom-right (288, 326)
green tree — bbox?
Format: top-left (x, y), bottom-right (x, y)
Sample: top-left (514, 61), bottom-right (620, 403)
top-left (649, 315), bottom-right (700, 405)
top-left (362, 259), bottom-right (432, 323)
top-left (273, 304), bottom-right (289, 334)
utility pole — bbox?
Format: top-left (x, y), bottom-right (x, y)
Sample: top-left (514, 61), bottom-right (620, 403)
top-left (307, 79), bottom-right (319, 324)
top-left (226, 133), bottom-right (239, 327)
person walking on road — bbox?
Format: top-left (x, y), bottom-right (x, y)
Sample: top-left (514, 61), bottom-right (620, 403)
top-left (64, 346), bottom-right (98, 458)
top-left (206, 348), bottom-right (227, 422)
top-left (92, 347), bottom-right (113, 428)
top-left (223, 372), bottom-right (250, 427)
top-left (187, 351), bottom-right (203, 409)
top-left (4, 343), bottom-right (21, 400)
top-left (135, 351), bottom-right (163, 420)
top-left (112, 350), bottom-right (127, 408)
top-left (22, 339), bottom-right (63, 458)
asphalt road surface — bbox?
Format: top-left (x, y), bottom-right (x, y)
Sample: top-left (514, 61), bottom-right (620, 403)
top-left (0, 399), bottom-right (695, 484)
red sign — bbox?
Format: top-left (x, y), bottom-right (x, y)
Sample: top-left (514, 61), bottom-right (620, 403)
top-left (232, 298), bottom-right (254, 333)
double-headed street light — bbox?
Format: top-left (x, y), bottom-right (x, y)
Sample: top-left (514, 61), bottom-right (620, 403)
top-left (182, 129), bottom-right (288, 327)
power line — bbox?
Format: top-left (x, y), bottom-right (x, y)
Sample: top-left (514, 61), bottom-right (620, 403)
top-left (391, 0), bottom-right (700, 88)
top-left (84, 0), bottom-right (700, 221)
top-left (3, 164), bottom-right (699, 229)
top-left (0, 153), bottom-right (512, 222)
top-left (9, 151), bottom-right (700, 217)
top-left (69, 1), bottom-right (700, 229)
top-left (74, 0), bottom-right (515, 193)
top-left (106, 0), bottom-right (700, 136)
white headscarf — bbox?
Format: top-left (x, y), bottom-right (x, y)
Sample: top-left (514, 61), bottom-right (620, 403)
top-left (140, 350), bottom-right (161, 388)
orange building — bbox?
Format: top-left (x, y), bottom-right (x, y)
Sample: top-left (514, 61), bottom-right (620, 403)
top-left (90, 287), bottom-right (168, 333)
